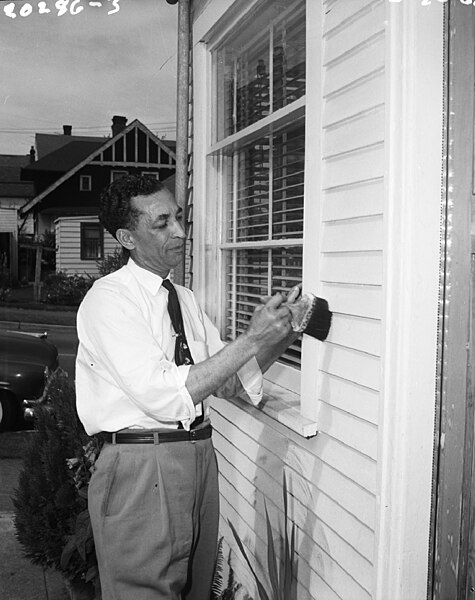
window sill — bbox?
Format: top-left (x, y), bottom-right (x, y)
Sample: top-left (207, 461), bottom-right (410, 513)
top-left (225, 384), bottom-right (318, 439)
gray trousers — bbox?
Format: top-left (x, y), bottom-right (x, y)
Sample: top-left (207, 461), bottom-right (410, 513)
top-left (88, 436), bottom-right (219, 600)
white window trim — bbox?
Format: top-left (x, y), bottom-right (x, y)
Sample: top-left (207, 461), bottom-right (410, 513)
top-left (110, 170), bottom-right (128, 183)
top-left (141, 171), bottom-right (159, 179)
top-left (79, 175), bottom-right (91, 192)
top-left (193, 0), bottom-right (321, 437)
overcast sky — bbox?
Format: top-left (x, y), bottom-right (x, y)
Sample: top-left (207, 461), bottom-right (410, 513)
top-left (0, 0), bottom-right (178, 155)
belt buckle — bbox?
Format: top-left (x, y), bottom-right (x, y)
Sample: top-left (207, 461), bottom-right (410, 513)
top-left (189, 429), bottom-right (198, 443)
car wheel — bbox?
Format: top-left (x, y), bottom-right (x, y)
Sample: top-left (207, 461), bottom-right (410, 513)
top-left (0, 392), bottom-right (17, 432)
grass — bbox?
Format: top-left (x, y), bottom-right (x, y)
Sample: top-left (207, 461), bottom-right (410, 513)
top-left (0, 285), bottom-right (77, 326)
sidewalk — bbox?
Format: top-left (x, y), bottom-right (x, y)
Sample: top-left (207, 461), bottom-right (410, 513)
top-left (0, 513), bottom-right (69, 600)
top-left (0, 432), bottom-right (70, 600)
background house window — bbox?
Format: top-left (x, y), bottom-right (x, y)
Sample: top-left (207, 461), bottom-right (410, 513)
top-left (79, 175), bottom-right (92, 191)
top-left (80, 223), bottom-right (103, 260)
top-left (110, 170), bottom-right (128, 182)
top-left (213, 0), bottom-right (306, 372)
top-left (142, 171), bottom-right (159, 180)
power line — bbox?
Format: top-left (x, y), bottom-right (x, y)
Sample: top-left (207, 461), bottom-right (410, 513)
top-left (0, 122), bottom-right (177, 133)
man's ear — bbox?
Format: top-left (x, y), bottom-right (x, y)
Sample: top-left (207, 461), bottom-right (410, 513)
top-left (116, 228), bottom-right (135, 250)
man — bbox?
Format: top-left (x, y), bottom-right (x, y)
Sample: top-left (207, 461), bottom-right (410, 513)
top-left (75, 175), bottom-right (299, 600)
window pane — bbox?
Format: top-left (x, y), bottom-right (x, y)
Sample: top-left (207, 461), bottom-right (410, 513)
top-left (225, 120), bottom-right (304, 244)
top-left (215, 0), bottom-right (305, 141)
top-left (273, 12), bottom-right (306, 111)
top-left (81, 224), bottom-right (102, 259)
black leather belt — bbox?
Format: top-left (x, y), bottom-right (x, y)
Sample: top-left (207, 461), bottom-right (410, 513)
top-left (101, 423), bottom-right (212, 445)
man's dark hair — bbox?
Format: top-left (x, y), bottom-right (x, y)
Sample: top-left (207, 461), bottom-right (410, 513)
top-left (99, 175), bottom-right (166, 239)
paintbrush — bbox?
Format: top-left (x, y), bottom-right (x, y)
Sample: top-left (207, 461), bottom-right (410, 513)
top-left (286, 286), bottom-right (332, 341)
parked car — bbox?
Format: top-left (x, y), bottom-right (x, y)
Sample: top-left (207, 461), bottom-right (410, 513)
top-left (0, 329), bottom-right (59, 431)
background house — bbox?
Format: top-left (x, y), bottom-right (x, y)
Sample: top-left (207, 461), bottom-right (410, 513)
top-left (184, 1), bottom-right (472, 599)
top-left (20, 116), bottom-right (177, 277)
top-left (0, 155), bottom-right (34, 282)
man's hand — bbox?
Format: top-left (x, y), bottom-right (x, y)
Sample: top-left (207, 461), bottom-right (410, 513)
top-left (246, 293), bottom-right (292, 349)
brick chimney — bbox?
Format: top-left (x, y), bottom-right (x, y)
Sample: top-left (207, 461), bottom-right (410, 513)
top-left (63, 125), bottom-right (72, 135)
top-left (112, 116), bottom-right (127, 137)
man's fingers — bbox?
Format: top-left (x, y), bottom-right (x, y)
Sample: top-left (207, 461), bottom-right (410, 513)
top-left (264, 292), bottom-right (285, 309)
top-left (286, 284), bottom-right (302, 304)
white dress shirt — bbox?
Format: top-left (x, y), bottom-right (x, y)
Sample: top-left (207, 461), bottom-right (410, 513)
top-left (75, 259), bottom-right (263, 435)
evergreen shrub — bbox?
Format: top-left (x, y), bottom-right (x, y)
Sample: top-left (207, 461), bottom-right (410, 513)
top-left (43, 272), bottom-right (95, 305)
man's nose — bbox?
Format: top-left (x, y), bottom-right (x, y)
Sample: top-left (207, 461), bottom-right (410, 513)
top-left (172, 219), bottom-right (186, 238)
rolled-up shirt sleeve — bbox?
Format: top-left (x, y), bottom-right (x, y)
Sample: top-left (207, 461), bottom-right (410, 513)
top-left (76, 285), bottom-right (196, 433)
top-left (190, 298), bottom-right (263, 405)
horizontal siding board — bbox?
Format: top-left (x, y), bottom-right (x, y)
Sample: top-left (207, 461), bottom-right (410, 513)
top-left (324, 34), bottom-right (385, 97)
top-left (321, 344), bottom-right (381, 391)
top-left (320, 282), bottom-right (382, 319)
top-left (326, 313), bottom-right (381, 356)
top-left (320, 251), bottom-right (383, 286)
top-left (323, 143), bottom-right (384, 189)
top-left (321, 215), bottom-right (383, 253)
top-left (324, 0), bottom-right (385, 64)
top-left (323, 107), bottom-right (385, 159)
top-left (323, 73), bottom-right (385, 128)
top-left (321, 178), bottom-right (384, 221)
top-left (315, 400), bottom-right (378, 460)
top-left (313, 433), bottom-right (377, 496)
top-left (219, 473), bottom-right (373, 599)
top-left (324, 0), bottom-right (381, 36)
top-left (319, 373), bottom-right (379, 425)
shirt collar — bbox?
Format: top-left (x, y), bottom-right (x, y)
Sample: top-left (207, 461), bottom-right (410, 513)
top-left (126, 258), bottom-right (169, 296)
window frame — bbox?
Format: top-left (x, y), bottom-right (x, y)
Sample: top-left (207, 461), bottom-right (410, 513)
top-left (141, 171), bottom-right (160, 180)
top-left (79, 175), bottom-right (92, 192)
top-left (110, 170), bottom-right (128, 183)
top-left (80, 222), bottom-right (104, 261)
top-left (193, 0), bottom-right (322, 436)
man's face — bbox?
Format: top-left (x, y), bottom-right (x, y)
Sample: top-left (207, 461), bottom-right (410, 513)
top-left (124, 189), bottom-right (186, 277)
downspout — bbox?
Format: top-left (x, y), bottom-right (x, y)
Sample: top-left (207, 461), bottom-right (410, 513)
top-left (171, 0), bottom-right (190, 284)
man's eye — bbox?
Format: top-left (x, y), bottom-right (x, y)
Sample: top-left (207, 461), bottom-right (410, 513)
top-left (157, 221), bottom-right (167, 229)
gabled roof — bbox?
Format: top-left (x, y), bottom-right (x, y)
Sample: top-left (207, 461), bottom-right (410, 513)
top-left (0, 154), bottom-right (35, 198)
top-left (35, 133), bottom-right (105, 159)
top-left (22, 140), bottom-right (104, 175)
top-left (20, 119), bottom-right (176, 215)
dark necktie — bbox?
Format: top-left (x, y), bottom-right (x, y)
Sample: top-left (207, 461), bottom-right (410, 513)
top-left (162, 279), bottom-right (203, 428)
top-left (162, 279), bottom-right (194, 366)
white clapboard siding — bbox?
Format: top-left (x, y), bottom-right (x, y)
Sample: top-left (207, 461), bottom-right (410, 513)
top-left (324, 0), bottom-right (382, 35)
top-left (55, 216), bottom-right (120, 277)
top-left (219, 471), bottom-right (373, 599)
top-left (212, 414), bottom-right (376, 529)
top-left (194, 0), bottom-right (388, 597)
top-left (216, 436), bottom-right (375, 564)
top-left (324, 0), bottom-right (385, 63)
top-left (0, 208), bottom-right (17, 232)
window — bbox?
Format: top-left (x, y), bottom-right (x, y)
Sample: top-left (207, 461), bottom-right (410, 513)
top-left (110, 170), bottom-right (128, 183)
top-left (80, 223), bottom-right (103, 260)
top-left (201, 0), bottom-right (314, 433)
top-left (142, 171), bottom-right (160, 180)
top-left (79, 175), bottom-right (92, 191)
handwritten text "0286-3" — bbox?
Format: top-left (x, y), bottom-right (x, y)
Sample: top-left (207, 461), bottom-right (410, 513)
top-left (2, 1), bottom-right (120, 18)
